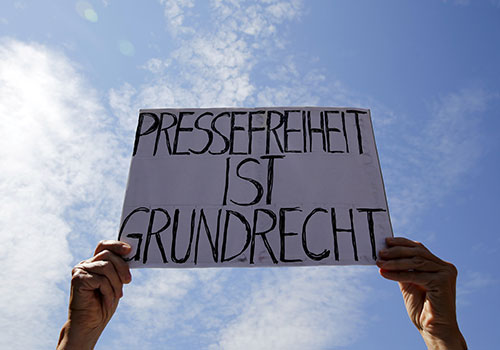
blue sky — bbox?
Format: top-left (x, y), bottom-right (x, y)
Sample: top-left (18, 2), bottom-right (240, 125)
top-left (1, 0), bottom-right (499, 349)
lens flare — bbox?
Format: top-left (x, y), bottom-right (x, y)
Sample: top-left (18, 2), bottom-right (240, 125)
top-left (118, 40), bottom-right (135, 56)
top-left (76, 1), bottom-right (98, 23)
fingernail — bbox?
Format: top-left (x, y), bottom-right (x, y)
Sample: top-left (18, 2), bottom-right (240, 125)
top-left (379, 249), bottom-right (388, 256)
top-left (121, 242), bottom-right (131, 250)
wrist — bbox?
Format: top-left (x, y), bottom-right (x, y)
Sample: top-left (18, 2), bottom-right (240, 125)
top-left (420, 326), bottom-right (467, 350)
top-left (57, 319), bottom-right (102, 350)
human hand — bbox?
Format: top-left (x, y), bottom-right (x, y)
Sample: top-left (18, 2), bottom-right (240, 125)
top-left (377, 237), bottom-right (467, 350)
top-left (57, 240), bottom-right (132, 350)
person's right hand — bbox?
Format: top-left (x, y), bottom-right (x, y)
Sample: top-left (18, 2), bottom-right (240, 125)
top-left (57, 240), bottom-right (132, 350)
top-left (377, 237), bottom-right (467, 350)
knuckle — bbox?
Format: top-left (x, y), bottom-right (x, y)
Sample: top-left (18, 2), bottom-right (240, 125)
top-left (94, 241), bottom-right (104, 255)
top-left (95, 260), bottom-right (109, 269)
top-left (446, 262), bottom-right (458, 278)
top-left (71, 263), bottom-right (86, 276)
top-left (71, 268), bottom-right (86, 284)
top-left (98, 249), bottom-right (112, 259)
top-left (95, 240), bottom-right (111, 255)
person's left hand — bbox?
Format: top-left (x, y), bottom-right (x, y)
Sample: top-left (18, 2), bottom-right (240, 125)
top-left (377, 237), bottom-right (466, 349)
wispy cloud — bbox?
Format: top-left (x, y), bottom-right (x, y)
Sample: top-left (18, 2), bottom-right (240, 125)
top-left (13, 1), bottom-right (26, 10)
top-left (0, 1), bottom-right (496, 349)
top-left (104, 267), bottom-right (369, 350)
top-left (110, 0), bottom-right (305, 124)
top-left (160, 0), bottom-right (196, 35)
top-left (0, 38), bottom-right (126, 348)
top-left (210, 267), bottom-right (368, 350)
top-left (108, 2), bottom-right (497, 348)
top-left (442, 0), bottom-right (500, 7)
top-left (108, 269), bottom-right (198, 348)
top-left (382, 88), bottom-right (492, 229)
top-left (106, 1), bottom-right (374, 349)
top-left (441, 0), bottom-right (471, 6)
top-left (457, 270), bottom-right (497, 306)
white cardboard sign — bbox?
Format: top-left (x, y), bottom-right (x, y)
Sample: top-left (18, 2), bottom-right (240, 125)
top-left (118, 107), bottom-right (393, 268)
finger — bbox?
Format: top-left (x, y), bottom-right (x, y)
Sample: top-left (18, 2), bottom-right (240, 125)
top-left (71, 267), bottom-right (116, 309)
top-left (376, 257), bottom-right (443, 272)
top-left (379, 269), bottom-right (437, 287)
top-left (91, 250), bottom-right (132, 284)
top-left (94, 240), bottom-right (131, 257)
top-left (385, 238), bottom-right (441, 261)
top-left (385, 237), bottom-right (421, 247)
top-left (80, 261), bottom-right (123, 300)
top-left (379, 245), bottom-right (442, 263)
top-left (90, 273), bottom-right (116, 309)
top-left (96, 274), bottom-right (116, 309)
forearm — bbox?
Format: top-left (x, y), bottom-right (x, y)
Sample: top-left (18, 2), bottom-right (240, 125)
top-left (57, 319), bottom-right (102, 350)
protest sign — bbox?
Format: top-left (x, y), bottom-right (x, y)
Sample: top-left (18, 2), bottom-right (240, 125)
top-left (118, 107), bottom-right (393, 268)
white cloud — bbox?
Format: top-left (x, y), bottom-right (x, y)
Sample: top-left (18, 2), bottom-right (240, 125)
top-left (160, 0), bottom-right (196, 35)
top-left (107, 269), bottom-right (198, 348)
top-left (102, 267), bottom-right (368, 350)
top-left (110, 0), bottom-right (306, 119)
top-left (105, 2), bottom-right (384, 348)
top-left (0, 38), bottom-right (126, 348)
top-left (106, 2), bottom-right (496, 349)
top-left (211, 267), bottom-right (368, 350)
top-left (141, 57), bottom-right (171, 74)
top-left (0, 2), bottom-right (494, 350)
top-left (110, 0), bottom-right (379, 122)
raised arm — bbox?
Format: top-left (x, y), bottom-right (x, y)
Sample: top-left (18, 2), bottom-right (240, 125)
top-left (377, 237), bottom-right (467, 350)
top-left (57, 240), bottom-right (132, 350)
